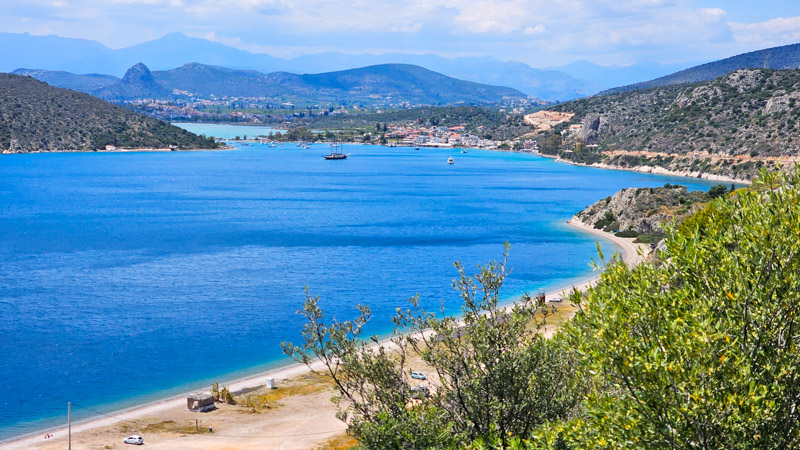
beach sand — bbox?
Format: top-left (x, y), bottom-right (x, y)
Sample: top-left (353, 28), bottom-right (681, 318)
top-left (1, 221), bottom-right (647, 450)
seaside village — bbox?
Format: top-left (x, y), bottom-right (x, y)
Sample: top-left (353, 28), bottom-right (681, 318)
top-left (383, 124), bottom-right (539, 151)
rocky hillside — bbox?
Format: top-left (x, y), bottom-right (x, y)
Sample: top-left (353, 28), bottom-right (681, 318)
top-left (573, 184), bottom-right (731, 242)
top-left (0, 73), bottom-right (217, 152)
top-left (543, 69), bottom-right (800, 180)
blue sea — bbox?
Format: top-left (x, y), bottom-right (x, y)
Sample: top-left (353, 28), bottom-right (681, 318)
top-left (0, 133), bottom-right (724, 441)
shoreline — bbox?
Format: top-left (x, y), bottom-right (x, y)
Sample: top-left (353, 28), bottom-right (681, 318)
top-left (1, 146), bottom-right (234, 155)
top-left (534, 152), bottom-right (752, 185)
top-left (0, 221), bottom-right (645, 449)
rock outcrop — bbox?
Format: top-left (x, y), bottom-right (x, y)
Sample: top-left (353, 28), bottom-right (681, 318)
top-left (95, 63), bottom-right (172, 100)
top-left (573, 184), bottom-right (717, 235)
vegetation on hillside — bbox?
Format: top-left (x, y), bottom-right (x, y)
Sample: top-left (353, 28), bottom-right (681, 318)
top-left (547, 69), bottom-right (800, 180)
top-left (285, 168), bottom-right (800, 448)
top-left (0, 73), bottom-right (217, 152)
top-left (21, 62), bottom-right (530, 107)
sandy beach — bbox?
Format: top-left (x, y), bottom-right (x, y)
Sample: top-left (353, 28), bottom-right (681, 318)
top-left (538, 153), bottom-right (752, 184)
top-left (1, 220), bottom-right (646, 450)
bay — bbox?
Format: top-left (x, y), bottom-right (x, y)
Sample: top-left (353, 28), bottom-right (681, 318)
top-left (0, 134), bottom-right (723, 441)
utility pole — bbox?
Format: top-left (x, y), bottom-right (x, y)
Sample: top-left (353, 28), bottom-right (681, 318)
top-left (68, 402), bottom-right (72, 450)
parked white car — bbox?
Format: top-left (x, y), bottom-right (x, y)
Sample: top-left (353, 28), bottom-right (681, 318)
top-left (548, 297), bottom-right (563, 303)
top-left (411, 371), bottom-right (427, 380)
top-left (123, 435), bottom-right (143, 445)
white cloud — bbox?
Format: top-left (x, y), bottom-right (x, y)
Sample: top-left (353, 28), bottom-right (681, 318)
top-left (523, 25), bottom-right (544, 35)
top-left (3, 0), bottom-right (800, 66)
top-left (730, 16), bottom-right (800, 46)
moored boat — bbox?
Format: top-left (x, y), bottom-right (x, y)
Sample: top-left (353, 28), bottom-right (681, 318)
top-left (324, 142), bottom-right (349, 160)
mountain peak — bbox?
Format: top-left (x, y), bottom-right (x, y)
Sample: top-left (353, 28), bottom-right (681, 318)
top-left (98, 62), bottom-right (170, 99)
top-left (122, 62), bottom-right (155, 84)
top-left (159, 32), bottom-right (193, 41)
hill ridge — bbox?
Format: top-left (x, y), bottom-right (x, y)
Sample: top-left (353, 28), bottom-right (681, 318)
top-left (18, 62), bottom-right (531, 106)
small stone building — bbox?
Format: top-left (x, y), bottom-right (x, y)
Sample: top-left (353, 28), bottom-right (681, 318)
top-left (187, 393), bottom-right (215, 412)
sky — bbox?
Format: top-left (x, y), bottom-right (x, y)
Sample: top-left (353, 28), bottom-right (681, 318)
top-left (3, 0), bottom-right (800, 66)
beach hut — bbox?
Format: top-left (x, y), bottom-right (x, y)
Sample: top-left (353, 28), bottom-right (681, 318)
top-left (187, 393), bottom-right (215, 412)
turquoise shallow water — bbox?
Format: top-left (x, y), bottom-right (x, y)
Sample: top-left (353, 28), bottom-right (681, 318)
top-left (0, 136), bottom-right (722, 440)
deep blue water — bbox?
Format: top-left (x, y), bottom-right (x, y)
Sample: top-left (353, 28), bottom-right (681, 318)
top-left (0, 141), bottom-right (723, 440)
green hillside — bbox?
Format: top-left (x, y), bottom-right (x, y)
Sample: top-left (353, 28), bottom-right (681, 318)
top-left (0, 73), bottom-right (217, 152)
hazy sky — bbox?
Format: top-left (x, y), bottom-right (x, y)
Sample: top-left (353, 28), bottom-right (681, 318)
top-left (3, 0), bottom-right (800, 66)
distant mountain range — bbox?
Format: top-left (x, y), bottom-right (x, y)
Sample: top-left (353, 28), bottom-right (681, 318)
top-left (604, 42), bottom-right (800, 94)
top-left (0, 73), bottom-right (217, 152)
top-left (15, 62), bottom-right (529, 106)
top-left (5, 31), bottom-right (798, 102)
top-left (0, 32), bottom-right (690, 100)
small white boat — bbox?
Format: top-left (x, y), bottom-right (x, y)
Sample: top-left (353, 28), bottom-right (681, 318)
top-left (447, 157), bottom-right (454, 164)
top-left (461, 150), bottom-right (467, 154)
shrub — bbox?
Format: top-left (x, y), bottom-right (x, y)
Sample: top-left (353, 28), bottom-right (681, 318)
top-left (707, 184), bottom-right (729, 199)
top-left (556, 168), bottom-right (800, 448)
top-left (602, 221), bottom-right (620, 233)
top-left (614, 229), bottom-right (639, 238)
top-left (633, 232), bottom-right (665, 244)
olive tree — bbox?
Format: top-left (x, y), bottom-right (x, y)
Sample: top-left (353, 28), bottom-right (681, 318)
top-left (283, 244), bottom-right (586, 448)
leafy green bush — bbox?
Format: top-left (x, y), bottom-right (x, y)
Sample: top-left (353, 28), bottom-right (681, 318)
top-left (707, 184), bottom-right (729, 198)
top-left (552, 168), bottom-right (800, 448)
top-left (602, 221), bottom-right (620, 233)
top-left (614, 229), bottom-right (639, 238)
top-left (594, 211), bottom-right (616, 230)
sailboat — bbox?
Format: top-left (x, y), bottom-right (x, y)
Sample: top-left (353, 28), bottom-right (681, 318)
top-left (324, 142), bottom-right (349, 160)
